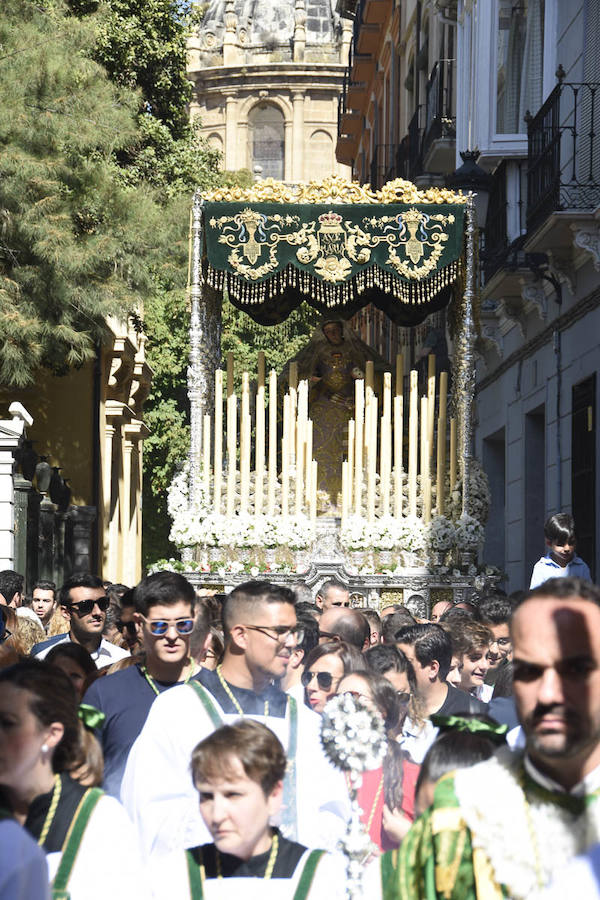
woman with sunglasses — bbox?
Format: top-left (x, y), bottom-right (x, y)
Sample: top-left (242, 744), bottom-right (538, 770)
top-left (82, 571), bottom-right (208, 799)
top-left (32, 574), bottom-right (130, 669)
top-left (301, 641), bottom-right (366, 713)
top-left (0, 660), bottom-right (146, 898)
top-left (336, 670), bottom-right (419, 852)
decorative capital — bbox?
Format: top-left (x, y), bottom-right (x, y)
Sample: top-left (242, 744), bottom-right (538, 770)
top-left (520, 277), bottom-right (548, 321)
top-left (572, 223), bottom-right (600, 271)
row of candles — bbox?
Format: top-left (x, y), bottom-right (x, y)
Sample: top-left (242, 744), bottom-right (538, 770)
top-left (200, 352), bottom-right (457, 522)
top-left (340, 355), bottom-right (457, 523)
top-left (202, 352), bottom-right (319, 519)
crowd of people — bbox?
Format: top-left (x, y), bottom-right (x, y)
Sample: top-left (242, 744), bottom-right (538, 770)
top-left (1, 512), bottom-right (600, 897)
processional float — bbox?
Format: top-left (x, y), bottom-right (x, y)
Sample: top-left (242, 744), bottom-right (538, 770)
top-left (169, 176), bottom-right (493, 608)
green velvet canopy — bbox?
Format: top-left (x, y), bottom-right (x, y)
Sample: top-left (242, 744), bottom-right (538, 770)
top-left (200, 178), bottom-right (468, 326)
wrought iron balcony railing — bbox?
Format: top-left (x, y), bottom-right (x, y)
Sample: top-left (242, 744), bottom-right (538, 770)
top-left (527, 78), bottom-right (600, 233)
top-left (422, 59), bottom-right (456, 162)
top-left (483, 160), bottom-right (527, 282)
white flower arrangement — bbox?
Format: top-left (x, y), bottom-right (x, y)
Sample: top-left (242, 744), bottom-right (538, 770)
top-left (320, 693), bottom-right (387, 773)
top-left (455, 513), bottom-right (485, 549)
top-left (425, 515), bottom-right (456, 551)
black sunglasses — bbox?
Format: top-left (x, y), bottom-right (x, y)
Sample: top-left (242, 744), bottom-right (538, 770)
top-left (301, 669), bottom-right (337, 690)
top-left (68, 596), bottom-right (110, 616)
top-left (116, 620), bottom-right (137, 635)
top-left (397, 691), bottom-right (411, 704)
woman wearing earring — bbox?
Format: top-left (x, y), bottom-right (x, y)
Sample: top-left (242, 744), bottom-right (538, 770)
top-left (0, 660), bottom-right (146, 898)
top-left (301, 641), bottom-right (366, 714)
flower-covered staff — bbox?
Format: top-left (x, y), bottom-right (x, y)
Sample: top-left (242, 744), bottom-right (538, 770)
top-left (321, 692), bottom-right (386, 899)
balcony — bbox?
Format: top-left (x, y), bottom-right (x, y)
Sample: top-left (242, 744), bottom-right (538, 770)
top-left (422, 59), bottom-right (456, 174)
top-left (483, 160), bottom-right (527, 284)
top-left (526, 78), bottom-right (600, 249)
top-left (369, 144), bottom-right (403, 189)
top-left (396, 107), bottom-right (423, 182)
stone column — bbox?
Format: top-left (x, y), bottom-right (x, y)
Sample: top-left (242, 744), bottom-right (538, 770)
top-left (13, 476), bottom-right (41, 590)
top-left (284, 120), bottom-right (293, 182)
top-left (121, 434), bottom-right (135, 586)
top-left (224, 92), bottom-right (238, 171)
top-left (293, 0), bottom-right (306, 62)
top-left (0, 403), bottom-right (31, 569)
top-left (292, 91), bottom-right (305, 182)
top-left (223, 0), bottom-right (240, 67)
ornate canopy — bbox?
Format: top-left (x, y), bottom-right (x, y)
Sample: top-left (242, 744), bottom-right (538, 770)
top-left (199, 176), bottom-right (468, 326)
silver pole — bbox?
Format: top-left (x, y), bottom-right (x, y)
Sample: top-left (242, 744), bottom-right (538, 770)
top-left (460, 194), bottom-right (477, 517)
top-left (188, 190), bottom-right (205, 509)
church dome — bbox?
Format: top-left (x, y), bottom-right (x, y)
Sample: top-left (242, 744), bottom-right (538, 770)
top-left (195, 0), bottom-right (341, 61)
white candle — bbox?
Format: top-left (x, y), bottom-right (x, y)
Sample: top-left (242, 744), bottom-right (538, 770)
top-left (427, 354), bottom-right (436, 465)
top-left (268, 369), bottom-right (277, 514)
top-left (255, 352), bottom-right (265, 515)
top-left (367, 394), bottom-right (378, 521)
top-left (305, 419), bottom-right (313, 510)
top-left (226, 391), bottom-right (237, 516)
top-left (408, 370), bottom-right (418, 516)
top-left (354, 379), bottom-right (364, 515)
top-left (282, 393), bottom-right (290, 515)
top-left (214, 369), bottom-right (223, 514)
top-left (240, 372), bottom-right (250, 514)
top-left (436, 372), bottom-right (448, 516)
top-left (203, 414), bottom-right (211, 502)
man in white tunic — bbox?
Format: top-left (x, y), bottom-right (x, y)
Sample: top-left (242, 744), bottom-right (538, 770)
top-left (122, 581), bottom-right (350, 855)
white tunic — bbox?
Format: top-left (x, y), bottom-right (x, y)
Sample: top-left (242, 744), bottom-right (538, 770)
top-left (149, 848), bottom-right (349, 900)
top-left (121, 683), bottom-right (350, 855)
top-left (45, 794), bottom-right (148, 899)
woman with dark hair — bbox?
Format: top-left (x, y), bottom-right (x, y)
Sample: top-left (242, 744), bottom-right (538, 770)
top-left (45, 642), bottom-right (98, 700)
top-left (301, 640), bottom-right (366, 713)
top-left (414, 715), bottom-right (503, 815)
top-left (0, 660), bottom-right (145, 898)
top-left (336, 670), bottom-right (420, 851)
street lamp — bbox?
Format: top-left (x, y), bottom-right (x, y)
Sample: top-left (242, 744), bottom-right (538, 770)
top-left (446, 150), bottom-right (493, 230)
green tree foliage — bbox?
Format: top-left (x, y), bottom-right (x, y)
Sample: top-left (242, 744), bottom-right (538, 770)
top-left (0, 0), bottom-right (163, 386)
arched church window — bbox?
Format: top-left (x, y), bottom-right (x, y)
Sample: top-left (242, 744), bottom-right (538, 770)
top-left (249, 104), bottom-right (285, 180)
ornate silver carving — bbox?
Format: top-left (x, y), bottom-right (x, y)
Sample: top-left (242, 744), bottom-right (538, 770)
top-left (455, 195), bottom-right (477, 518)
top-left (188, 192), bottom-right (207, 508)
top-left (520, 278), bottom-right (548, 321)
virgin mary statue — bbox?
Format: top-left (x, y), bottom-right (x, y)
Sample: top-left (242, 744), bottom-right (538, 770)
top-left (282, 319), bottom-right (391, 512)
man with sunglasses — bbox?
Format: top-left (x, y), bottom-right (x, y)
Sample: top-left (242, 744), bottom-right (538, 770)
top-left (121, 580), bottom-right (350, 858)
top-left (32, 572), bottom-right (130, 667)
top-left (82, 571), bottom-right (208, 798)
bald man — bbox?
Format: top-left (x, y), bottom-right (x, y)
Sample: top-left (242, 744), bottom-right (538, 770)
top-left (318, 607), bottom-right (369, 650)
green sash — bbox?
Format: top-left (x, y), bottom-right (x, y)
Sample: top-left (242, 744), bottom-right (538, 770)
top-left (292, 850), bottom-right (325, 900)
top-left (185, 848), bottom-right (325, 900)
top-left (51, 787), bottom-right (103, 900)
top-left (188, 682), bottom-right (299, 839)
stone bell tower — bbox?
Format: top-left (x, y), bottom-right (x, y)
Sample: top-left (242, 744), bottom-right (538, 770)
top-left (187, 0), bottom-right (352, 182)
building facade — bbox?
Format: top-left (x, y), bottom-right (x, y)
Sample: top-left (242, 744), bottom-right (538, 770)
top-left (187, 0), bottom-right (352, 181)
top-left (337, 0), bottom-right (600, 590)
top-left (0, 315), bottom-right (151, 588)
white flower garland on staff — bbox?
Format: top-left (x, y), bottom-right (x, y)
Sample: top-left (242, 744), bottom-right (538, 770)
top-left (320, 694), bottom-right (387, 900)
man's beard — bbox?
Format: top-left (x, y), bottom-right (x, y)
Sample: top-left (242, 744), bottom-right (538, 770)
top-left (524, 703), bottom-right (599, 760)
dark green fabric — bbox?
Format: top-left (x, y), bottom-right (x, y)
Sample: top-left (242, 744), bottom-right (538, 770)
top-left (203, 202), bottom-right (465, 326)
top-left (51, 787), bottom-right (103, 900)
top-left (291, 850), bottom-right (325, 900)
top-left (186, 849), bottom-right (204, 899)
top-left (189, 679), bottom-right (225, 728)
top-left (204, 203), bottom-right (464, 284)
